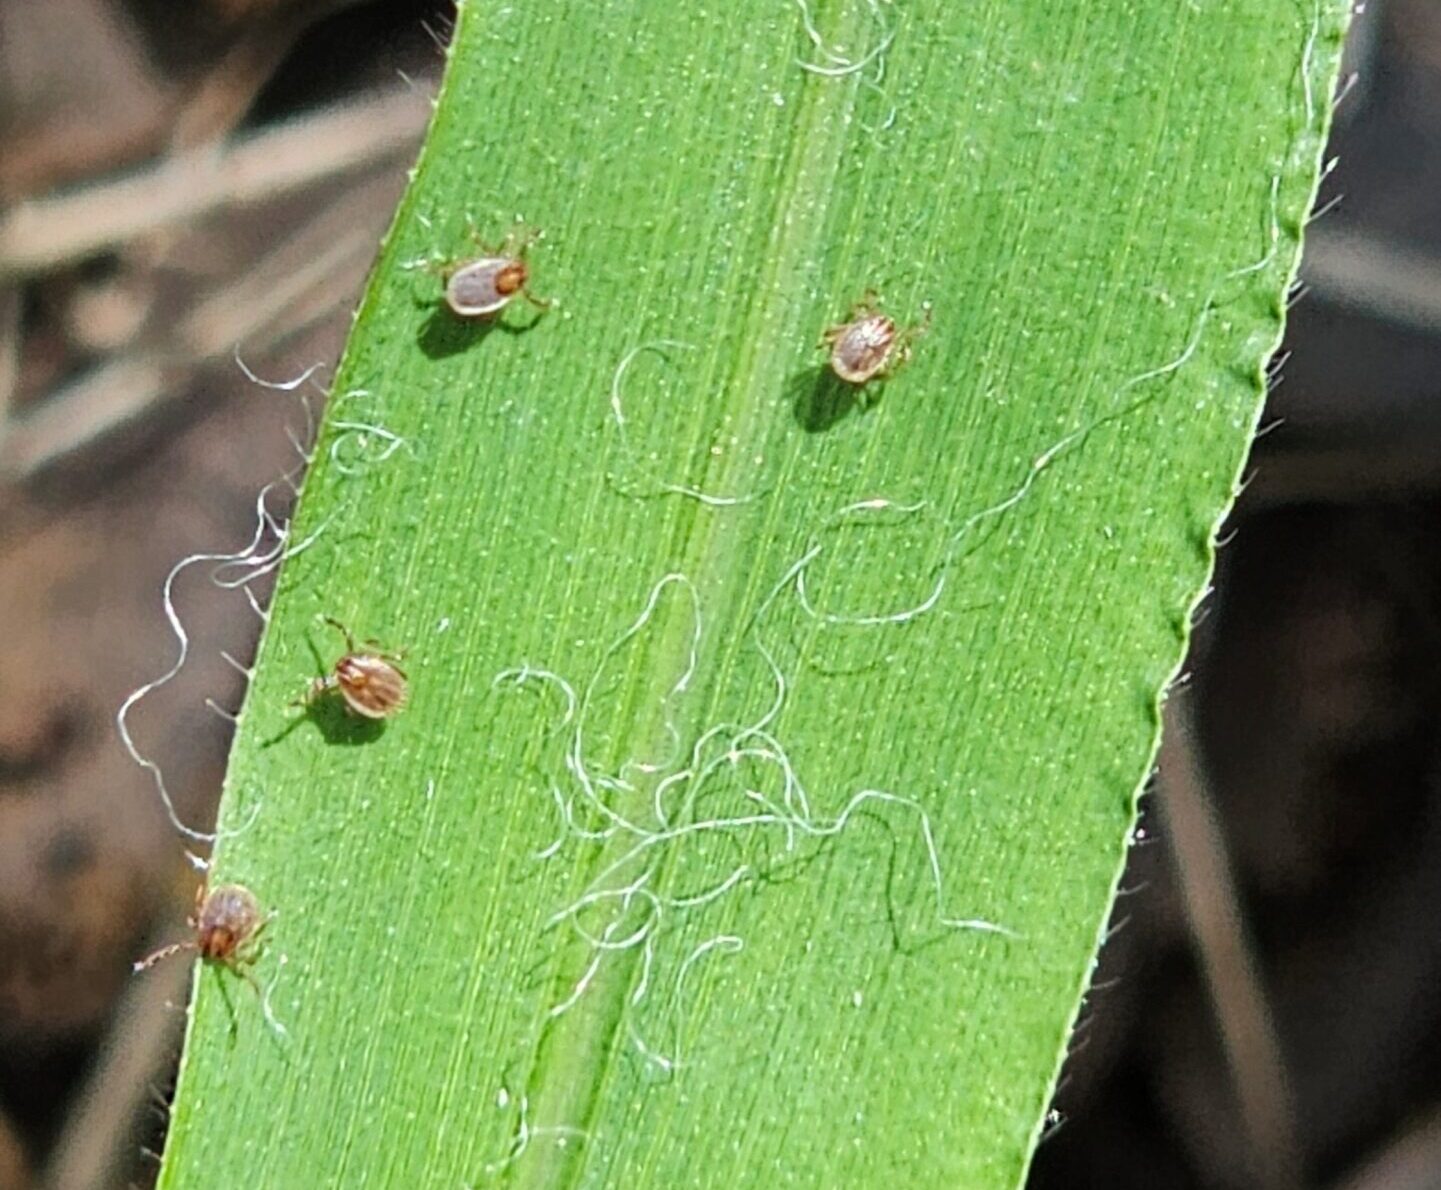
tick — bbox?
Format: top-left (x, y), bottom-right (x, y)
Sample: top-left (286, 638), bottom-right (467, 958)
top-left (821, 291), bottom-right (931, 386)
top-left (296, 616), bottom-right (409, 719)
top-left (432, 225), bottom-right (551, 319)
top-left (133, 882), bottom-right (269, 986)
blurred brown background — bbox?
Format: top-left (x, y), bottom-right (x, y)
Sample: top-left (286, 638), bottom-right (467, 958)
top-left (0, 1), bottom-right (1427, 1187)
top-left (0, 2), bottom-right (445, 1186)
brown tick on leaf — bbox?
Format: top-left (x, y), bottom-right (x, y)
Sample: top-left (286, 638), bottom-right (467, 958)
top-left (133, 882), bottom-right (269, 985)
top-left (821, 290), bottom-right (931, 386)
top-left (430, 225), bottom-right (551, 319)
top-left (295, 616), bottom-right (408, 719)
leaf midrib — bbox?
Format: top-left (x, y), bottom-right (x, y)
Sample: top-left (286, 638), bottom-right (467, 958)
top-left (503, 5), bottom-right (876, 1185)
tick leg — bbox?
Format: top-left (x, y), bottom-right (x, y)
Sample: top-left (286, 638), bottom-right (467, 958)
top-left (133, 940), bottom-right (194, 973)
top-left (290, 675), bottom-right (334, 709)
top-left (240, 916), bottom-right (273, 963)
top-left (212, 965), bottom-right (242, 1044)
top-left (847, 289), bottom-right (882, 321)
top-left (231, 956), bottom-right (289, 1041)
top-left (360, 637), bottom-right (407, 665)
top-left (322, 616), bottom-right (360, 653)
top-left (887, 311), bottom-right (932, 373)
top-left (467, 221), bottom-right (514, 258)
top-left (520, 286), bottom-right (553, 313)
top-left (236, 944), bottom-right (268, 972)
top-left (418, 256), bottom-right (457, 281)
top-left (506, 225), bottom-right (542, 258)
top-left (236, 962), bottom-right (265, 999)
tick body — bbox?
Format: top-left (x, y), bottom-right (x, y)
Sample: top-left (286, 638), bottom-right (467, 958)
top-left (298, 617), bottom-right (408, 719)
top-left (436, 226), bottom-right (551, 319)
top-left (822, 291), bottom-right (931, 386)
top-left (134, 882), bottom-right (268, 978)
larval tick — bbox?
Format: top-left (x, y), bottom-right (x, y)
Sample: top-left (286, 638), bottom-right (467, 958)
top-left (432, 225), bottom-right (551, 319)
top-left (133, 882), bottom-right (269, 984)
top-left (821, 290), bottom-right (931, 386)
top-left (296, 616), bottom-right (409, 719)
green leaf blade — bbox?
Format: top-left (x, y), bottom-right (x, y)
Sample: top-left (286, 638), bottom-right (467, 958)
top-left (157, 2), bottom-right (1348, 1186)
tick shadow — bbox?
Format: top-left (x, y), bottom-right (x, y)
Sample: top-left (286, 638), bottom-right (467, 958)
top-left (788, 366), bottom-right (870, 433)
top-left (416, 301), bottom-right (545, 361)
top-left (307, 697), bottom-right (386, 745)
top-left (260, 697), bottom-right (387, 749)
